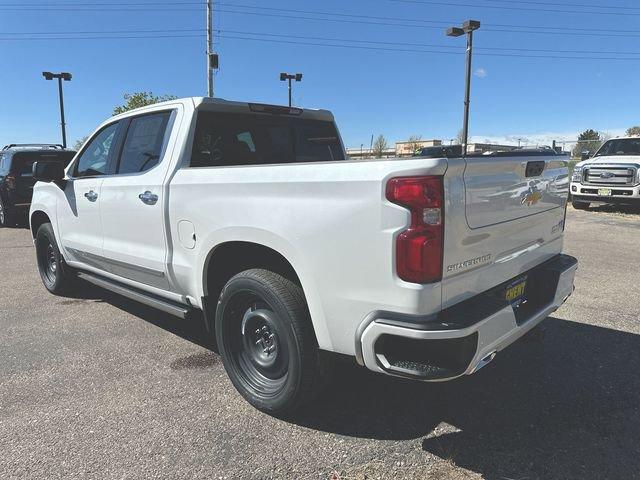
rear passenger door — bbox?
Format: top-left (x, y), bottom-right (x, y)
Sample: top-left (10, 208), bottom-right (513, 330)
top-left (99, 109), bottom-right (177, 290)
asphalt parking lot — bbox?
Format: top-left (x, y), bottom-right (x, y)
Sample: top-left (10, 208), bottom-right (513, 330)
top-left (1, 205), bottom-right (639, 480)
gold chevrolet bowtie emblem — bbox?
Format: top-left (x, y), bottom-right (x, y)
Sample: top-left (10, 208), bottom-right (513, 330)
top-left (521, 189), bottom-right (542, 206)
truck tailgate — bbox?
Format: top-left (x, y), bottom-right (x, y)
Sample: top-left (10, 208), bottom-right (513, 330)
top-left (464, 155), bottom-right (568, 228)
top-left (442, 154), bottom-right (569, 308)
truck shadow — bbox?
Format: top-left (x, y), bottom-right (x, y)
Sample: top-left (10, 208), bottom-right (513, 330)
top-left (75, 286), bottom-right (639, 479)
top-left (71, 282), bottom-right (215, 351)
top-left (583, 203), bottom-right (640, 215)
top-left (294, 318), bottom-right (640, 479)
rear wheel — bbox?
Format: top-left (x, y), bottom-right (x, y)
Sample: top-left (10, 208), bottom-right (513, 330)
top-left (35, 223), bottom-right (76, 295)
top-left (215, 269), bottom-right (328, 415)
top-left (571, 200), bottom-right (590, 210)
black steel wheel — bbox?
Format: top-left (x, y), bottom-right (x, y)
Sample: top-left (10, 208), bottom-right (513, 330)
top-left (0, 199), bottom-right (15, 227)
top-left (35, 223), bottom-right (76, 295)
top-left (215, 269), bottom-right (328, 415)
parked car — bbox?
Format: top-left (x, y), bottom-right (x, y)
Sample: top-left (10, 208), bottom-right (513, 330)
top-left (29, 97), bottom-right (577, 415)
top-left (570, 136), bottom-right (640, 209)
top-left (415, 144), bottom-right (463, 158)
top-left (0, 144), bottom-right (75, 227)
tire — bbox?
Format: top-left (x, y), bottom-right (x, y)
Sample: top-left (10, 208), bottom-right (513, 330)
top-left (35, 223), bottom-right (76, 295)
top-left (0, 198), bottom-right (16, 227)
top-left (572, 200), bottom-right (590, 210)
top-left (215, 269), bottom-right (328, 415)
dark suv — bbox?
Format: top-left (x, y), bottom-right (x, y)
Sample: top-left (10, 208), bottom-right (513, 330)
top-left (0, 144), bottom-right (76, 227)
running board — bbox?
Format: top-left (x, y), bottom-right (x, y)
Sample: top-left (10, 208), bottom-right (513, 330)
top-left (77, 272), bottom-right (193, 319)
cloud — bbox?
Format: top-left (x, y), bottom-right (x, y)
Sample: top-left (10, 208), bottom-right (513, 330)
top-left (474, 68), bottom-right (487, 78)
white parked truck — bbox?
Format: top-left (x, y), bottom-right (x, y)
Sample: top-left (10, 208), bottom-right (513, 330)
top-left (570, 136), bottom-right (640, 209)
top-left (30, 98), bottom-right (577, 414)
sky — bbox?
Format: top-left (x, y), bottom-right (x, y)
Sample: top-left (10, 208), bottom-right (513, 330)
top-left (0, 0), bottom-right (639, 150)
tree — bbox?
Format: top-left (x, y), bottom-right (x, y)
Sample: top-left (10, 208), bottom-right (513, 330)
top-left (406, 134), bottom-right (423, 155)
top-left (73, 135), bottom-right (88, 151)
top-left (372, 134), bottom-right (388, 158)
top-left (572, 129), bottom-right (602, 158)
top-left (455, 129), bottom-right (464, 145)
top-left (113, 91), bottom-right (177, 116)
top-left (626, 126), bottom-right (640, 137)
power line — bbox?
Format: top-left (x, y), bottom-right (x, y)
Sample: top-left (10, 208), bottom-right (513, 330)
top-left (215, 29), bottom-right (640, 56)
top-left (213, 34), bottom-right (640, 61)
top-left (2, 26), bottom-right (639, 58)
top-left (2, 2), bottom-right (640, 38)
top-left (389, 0), bottom-right (640, 17)
top-left (463, 0), bottom-right (640, 12)
top-left (0, 28), bottom-right (203, 35)
top-left (4, 0), bottom-right (640, 12)
top-left (210, 8), bottom-right (640, 39)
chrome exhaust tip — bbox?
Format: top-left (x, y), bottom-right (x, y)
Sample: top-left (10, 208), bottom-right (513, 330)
top-left (471, 351), bottom-right (497, 374)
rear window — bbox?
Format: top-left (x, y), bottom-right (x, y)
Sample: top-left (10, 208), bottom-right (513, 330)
top-left (190, 112), bottom-right (345, 167)
top-left (12, 151), bottom-right (75, 176)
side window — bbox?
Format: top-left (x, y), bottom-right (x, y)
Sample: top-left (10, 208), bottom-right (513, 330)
top-left (75, 122), bottom-right (119, 177)
top-left (0, 153), bottom-right (5, 174)
top-left (294, 120), bottom-right (345, 162)
top-left (190, 113), bottom-right (294, 167)
top-left (117, 112), bottom-right (171, 174)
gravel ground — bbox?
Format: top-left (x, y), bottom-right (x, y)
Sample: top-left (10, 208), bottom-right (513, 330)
top-left (1, 205), bottom-right (639, 480)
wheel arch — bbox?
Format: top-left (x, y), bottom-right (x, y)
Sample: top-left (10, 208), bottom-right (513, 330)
top-left (201, 240), bottom-right (332, 351)
top-left (30, 210), bottom-right (52, 239)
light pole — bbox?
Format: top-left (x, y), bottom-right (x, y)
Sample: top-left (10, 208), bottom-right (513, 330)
top-left (42, 71), bottom-right (72, 148)
top-left (446, 20), bottom-right (480, 157)
top-left (280, 72), bottom-right (302, 107)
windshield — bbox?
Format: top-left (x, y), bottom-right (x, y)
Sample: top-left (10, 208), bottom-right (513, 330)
top-left (595, 138), bottom-right (640, 157)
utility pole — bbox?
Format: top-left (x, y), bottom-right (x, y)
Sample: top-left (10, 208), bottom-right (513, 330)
top-left (206, 0), bottom-right (213, 97)
top-left (446, 20), bottom-right (480, 157)
top-left (42, 71), bottom-right (72, 148)
top-left (279, 73), bottom-right (302, 107)
top-left (206, 0), bottom-right (218, 97)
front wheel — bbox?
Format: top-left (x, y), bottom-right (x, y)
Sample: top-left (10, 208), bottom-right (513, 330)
top-left (572, 200), bottom-right (590, 210)
top-left (0, 199), bottom-right (16, 227)
top-left (35, 223), bottom-right (76, 295)
top-left (215, 269), bottom-right (328, 415)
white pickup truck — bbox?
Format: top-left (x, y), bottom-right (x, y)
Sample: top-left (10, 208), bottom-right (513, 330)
top-left (30, 97), bottom-right (577, 414)
top-left (571, 136), bottom-right (640, 209)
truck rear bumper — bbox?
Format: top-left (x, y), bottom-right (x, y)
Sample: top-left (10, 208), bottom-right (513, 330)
top-left (356, 254), bottom-right (578, 381)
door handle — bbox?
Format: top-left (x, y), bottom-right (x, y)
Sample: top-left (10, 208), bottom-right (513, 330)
top-left (138, 191), bottom-right (158, 205)
top-left (84, 190), bottom-right (98, 202)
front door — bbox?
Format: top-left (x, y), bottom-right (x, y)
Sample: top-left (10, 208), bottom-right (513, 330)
top-left (57, 121), bottom-right (122, 270)
top-left (99, 110), bottom-right (176, 290)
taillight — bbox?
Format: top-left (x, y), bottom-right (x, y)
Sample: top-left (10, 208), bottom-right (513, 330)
top-left (5, 174), bottom-right (16, 190)
top-left (386, 176), bottom-right (444, 284)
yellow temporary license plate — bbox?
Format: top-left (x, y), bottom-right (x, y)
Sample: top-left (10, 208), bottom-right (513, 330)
top-left (598, 188), bottom-right (612, 196)
top-left (505, 278), bottom-right (527, 304)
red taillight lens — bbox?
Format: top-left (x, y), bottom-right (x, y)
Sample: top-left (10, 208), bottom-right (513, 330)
top-left (5, 174), bottom-right (16, 190)
top-left (386, 176), bottom-right (444, 284)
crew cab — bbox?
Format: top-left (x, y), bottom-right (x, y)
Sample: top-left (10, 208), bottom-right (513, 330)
top-left (29, 97), bottom-right (577, 414)
top-left (0, 144), bottom-right (75, 227)
top-left (571, 136), bottom-right (640, 209)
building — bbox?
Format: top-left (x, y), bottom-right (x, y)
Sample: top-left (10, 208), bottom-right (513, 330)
top-left (466, 143), bottom-right (519, 154)
top-left (346, 140), bottom-right (521, 159)
top-left (395, 139), bottom-right (442, 157)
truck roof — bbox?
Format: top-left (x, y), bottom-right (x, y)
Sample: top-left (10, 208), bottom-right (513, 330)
top-left (111, 97), bottom-right (335, 122)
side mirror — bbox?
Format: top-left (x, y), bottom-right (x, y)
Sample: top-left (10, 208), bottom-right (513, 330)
top-left (33, 161), bottom-right (65, 183)
top-left (580, 151), bottom-right (591, 161)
